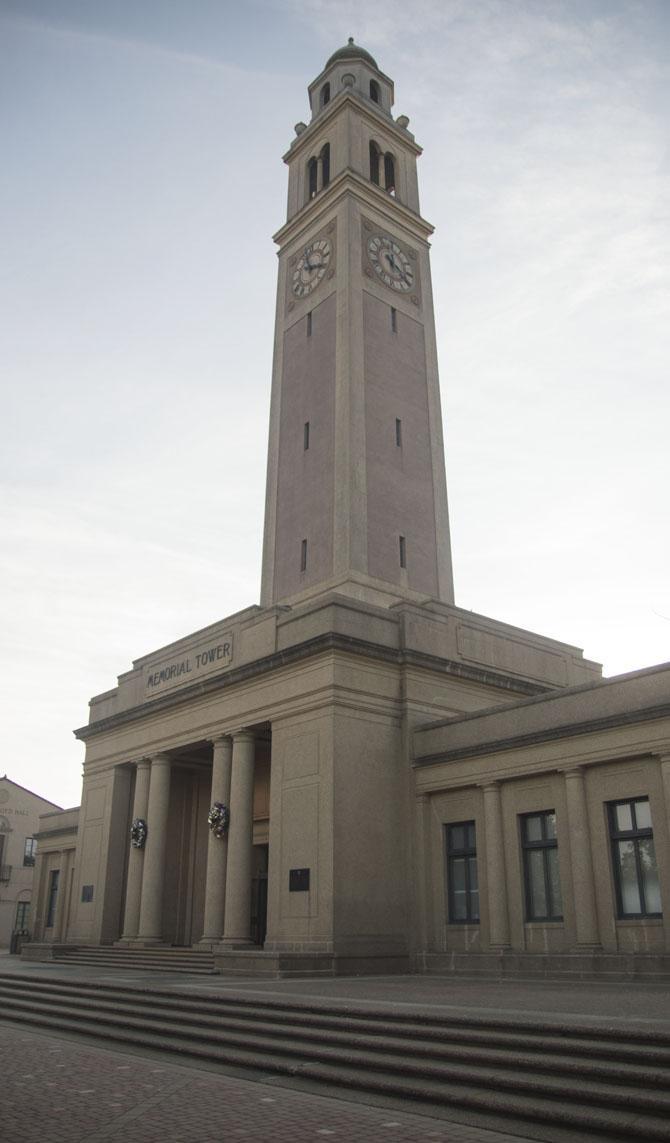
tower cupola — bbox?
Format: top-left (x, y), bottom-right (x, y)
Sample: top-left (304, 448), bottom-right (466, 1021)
top-left (308, 37), bottom-right (394, 121)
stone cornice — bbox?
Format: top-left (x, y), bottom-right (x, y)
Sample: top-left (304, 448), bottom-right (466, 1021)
top-left (414, 702), bottom-right (670, 769)
top-left (273, 169), bottom-right (434, 250)
top-left (283, 90), bottom-right (421, 164)
top-left (74, 633), bottom-right (547, 742)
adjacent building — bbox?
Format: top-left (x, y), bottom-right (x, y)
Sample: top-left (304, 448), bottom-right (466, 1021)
top-left (0, 776), bottom-right (61, 949)
top-left (25, 42), bottom-right (670, 977)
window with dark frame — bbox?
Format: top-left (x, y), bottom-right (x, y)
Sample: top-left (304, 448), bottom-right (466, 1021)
top-left (608, 797), bottom-right (661, 918)
top-left (15, 901), bottom-right (30, 930)
top-left (46, 869), bottom-right (60, 928)
top-left (370, 79), bottom-right (380, 103)
top-left (320, 82), bottom-right (330, 107)
top-left (520, 810), bottom-right (563, 921)
top-left (446, 821), bottom-right (479, 923)
top-left (399, 535), bottom-right (406, 568)
top-left (23, 837), bottom-right (37, 866)
top-left (300, 538), bottom-right (307, 572)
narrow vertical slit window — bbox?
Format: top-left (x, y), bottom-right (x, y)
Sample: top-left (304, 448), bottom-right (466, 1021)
top-left (307, 157), bottom-right (318, 199)
top-left (320, 82), bottom-right (330, 108)
top-left (304, 422), bottom-right (310, 450)
top-left (300, 539), bottom-right (307, 572)
top-left (390, 306), bottom-right (397, 332)
top-left (395, 418), bottom-right (402, 447)
top-left (306, 311), bottom-right (312, 337)
top-left (399, 535), bottom-right (406, 568)
top-left (370, 79), bottom-right (380, 104)
top-left (369, 140), bottom-right (380, 185)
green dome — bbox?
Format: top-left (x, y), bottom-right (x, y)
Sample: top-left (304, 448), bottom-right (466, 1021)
top-left (325, 37), bottom-right (378, 71)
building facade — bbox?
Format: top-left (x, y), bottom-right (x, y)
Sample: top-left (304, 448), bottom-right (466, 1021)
top-left (0, 776), bottom-right (61, 949)
top-left (26, 42), bottom-right (670, 977)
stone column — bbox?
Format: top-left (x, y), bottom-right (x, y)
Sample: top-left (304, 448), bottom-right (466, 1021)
top-left (564, 767), bottom-right (600, 947)
top-left (120, 759), bottom-right (151, 942)
top-left (200, 736), bottom-right (233, 945)
top-left (137, 754), bottom-right (172, 944)
top-left (482, 782), bottom-right (510, 948)
top-left (221, 731), bottom-right (256, 947)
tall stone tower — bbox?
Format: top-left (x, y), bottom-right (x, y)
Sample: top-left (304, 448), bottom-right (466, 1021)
top-left (261, 39), bottom-right (454, 610)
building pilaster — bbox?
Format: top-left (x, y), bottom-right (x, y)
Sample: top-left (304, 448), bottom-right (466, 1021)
top-left (51, 849), bottom-right (71, 943)
top-left (481, 782), bottom-right (510, 948)
top-left (564, 767), bottom-right (601, 948)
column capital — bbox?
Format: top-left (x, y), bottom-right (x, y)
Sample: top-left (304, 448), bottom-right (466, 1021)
top-left (563, 766), bottom-right (585, 779)
top-left (479, 780), bottom-right (501, 793)
top-left (134, 756), bottom-right (152, 770)
top-left (210, 734), bottom-right (233, 748)
top-left (149, 753), bottom-right (171, 766)
top-left (231, 729), bottom-right (256, 746)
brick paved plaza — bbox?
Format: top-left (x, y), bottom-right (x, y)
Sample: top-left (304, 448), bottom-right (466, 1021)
top-left (2, 1023), bottom-right (528, 1143)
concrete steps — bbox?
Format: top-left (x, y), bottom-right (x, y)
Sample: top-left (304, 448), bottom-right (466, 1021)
top-left (0, 973), bottom-right (668, 1141)
top-left (47, 945), bottom-right (216, 974)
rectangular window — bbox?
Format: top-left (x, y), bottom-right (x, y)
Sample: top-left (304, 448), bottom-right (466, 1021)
top-left (399, 535), bottom-right (406, 568)
top-left (304, 421), bottom-right (310, 450)
top-left (81, 884), bottom-right (94, 903)
top-left (307, 311), bottom-right (312, 337)
top-left (46, 869), bottom-right (60, 929)
top-left (446, 821), bottom-right (479, 923)
top-left (395, 418), bottom-right (402, 447)
top-left (300, 538), bottom-right (307, 572)
top-left (390, 306), bottom-right (397, 332)
top-left (23, 837), bottom-right (37, 866)
top-left (15, 901), bottom-right (30, 930)
top-left (521, 811), bottom-right (563, 921)
top-left (609, 797), bottom-right (661, 918)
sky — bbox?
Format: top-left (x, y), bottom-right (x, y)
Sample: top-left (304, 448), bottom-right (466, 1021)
top-left (1, 0), bottom-right (669, 808)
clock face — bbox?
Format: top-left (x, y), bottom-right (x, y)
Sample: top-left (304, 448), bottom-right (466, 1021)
top-left (292, 238), bottom-right (332, 297)
top-left (367, 234), bottom-right (414, 292)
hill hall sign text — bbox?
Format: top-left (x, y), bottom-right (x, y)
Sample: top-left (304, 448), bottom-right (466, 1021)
top-left (145, 636), bottom-right (234, 694)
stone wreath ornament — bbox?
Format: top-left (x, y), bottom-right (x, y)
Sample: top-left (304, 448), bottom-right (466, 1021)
top-left (208, 802), bottom-right (230, 838)
top-left (130, 818), bottom-right (148, 849)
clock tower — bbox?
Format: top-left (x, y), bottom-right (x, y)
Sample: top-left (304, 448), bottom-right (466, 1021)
top-left (261, 39), bottom-right (455, 610)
